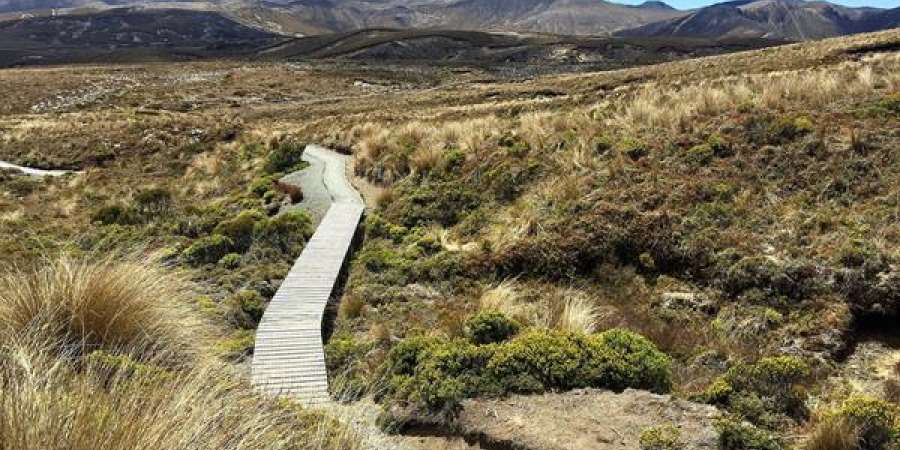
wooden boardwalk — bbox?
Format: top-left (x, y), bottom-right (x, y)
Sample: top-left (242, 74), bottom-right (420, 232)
top-left (251, 146), bottom-right (364, 405)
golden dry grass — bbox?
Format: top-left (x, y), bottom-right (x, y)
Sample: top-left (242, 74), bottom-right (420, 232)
top-left (0, 255), bottom-right (205, 362)
top-left (0, 340), bottom-right (360, 450)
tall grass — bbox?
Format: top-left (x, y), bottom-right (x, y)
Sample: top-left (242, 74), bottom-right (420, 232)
top-left (0, 255), bottom-right (362, 450)
top-left (0, 255), bottom-right (203, 362)
top-left (0, 339), bottom-right (359, 450)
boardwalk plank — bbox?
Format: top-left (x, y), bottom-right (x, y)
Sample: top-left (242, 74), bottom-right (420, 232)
top-left (250, 146), bottom-right (363, 406)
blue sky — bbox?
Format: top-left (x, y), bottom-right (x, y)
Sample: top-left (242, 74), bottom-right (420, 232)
top-left (613, 0), bottom-right (900, 9)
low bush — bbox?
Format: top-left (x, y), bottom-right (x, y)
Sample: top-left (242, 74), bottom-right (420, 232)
top-left (640, 425), bottom-right (684, 450)
top-left (700, 356), bottom-right (810, 426)
top-left (253, 210), bottom-right (314, 255)
top-left (183, 234), bottom-right (234, 265)
top-left (214, 210), bottom-right (266, 252)
top-left (715, 418), bottom-right (783, 450)
top-left (827, 396), bottom-right (899, 450)
top-left (264, 136), bottom-right (307, 174)
top-left (134, 188), bottom-right (173, 216)
top-left (225, 290), bottom-right (266, 329)
top-left (382, 328), bottom-right (671, 411)
top-left (92, 204), bottom-right (142, 226)
top-left (876, 92), bottom-right (900, 115)
top-left (464, 311), bottom-right (520, 345)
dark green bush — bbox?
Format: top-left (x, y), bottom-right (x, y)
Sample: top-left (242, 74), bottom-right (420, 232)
top-left (830, 396), bottom-right (899, 450)
top-left (225, 289), bottom-right (266, 329)
top-left (465, 311), bottom-right (520, 345)
top-left (92, 204), bottom-right (142, 225)
top-left (264, 137), bottom-right (307, 174)
top-left (639, 425), bottom-right (683, 450)
top-left (620, 137), bottom-right (649, 161)
top-left (388, 180), bottom-right (482, 228)
top-left (183, 234), bottom-right (234, 265)
top-left (214, 210), bottom-right (265, 251)
top-left (701, 356), bottom-right (810, 425)
top-left (715, 418), bottom-right (782, 450)
top-left (218, 252), bottom-right (242, 269)
top-left (382, 328), bottom-right (671, 411)
top-left (254, 210), bottom-right (314, 254)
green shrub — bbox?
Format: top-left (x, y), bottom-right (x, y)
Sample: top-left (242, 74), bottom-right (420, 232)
top-left (382, 328), bottom-right (671, 411)
top-left (214, 210), bottom-right (265, 251)
top-left (465, 311), bottom-right (520, 345)
top-left (92, 204), bottom-right (142, 225)
top-left (264, 137), bottom-right (307, 174)
top-left (768, 116), bottom-right (813, 143)
top-left (388, 180), bottom-right (482, 228)
top-left (225, 290), bottom-right (266, 329)
top-left (325, 333), bottom-right (373, 374)
top-left (249, 173), bottom-right (282, 198)
top-left (640, 425), bottom-right (684, 450)
top-left (829, 396), bottom-right (899, 450)
top-left (183, 234), bottom-right (234, 265)
top-left (701, 356), bottom-right (810, 424)
top-left (254, 210), bottom-right (314, 254)
top-left (687, 144), bottom-right (715, 166)
top-left (219, 253), bottom-right (242, 269)
top-left (715, 418), bottom-right (782, 450)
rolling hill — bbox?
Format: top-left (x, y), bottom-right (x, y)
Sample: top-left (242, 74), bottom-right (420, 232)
top-left (0, 8), bottom-right (278, 66)
top-left (618, 0), bottom-right (900, 41)
top-left (0, 0), bottom-right (688, 36)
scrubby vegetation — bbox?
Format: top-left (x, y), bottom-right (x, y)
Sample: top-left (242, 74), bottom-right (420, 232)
top-left (380, 326), bottom-right (671, 412)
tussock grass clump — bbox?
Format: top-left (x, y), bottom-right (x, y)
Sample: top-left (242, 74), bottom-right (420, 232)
top-left (0, 341), bottom-right (359, 450)
top-left (0, 255), bottom-right (204, 362)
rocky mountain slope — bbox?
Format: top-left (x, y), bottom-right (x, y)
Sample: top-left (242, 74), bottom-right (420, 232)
top-left (1, 0), bottom-right (686, 35)
top-left (619, 0), bottom-right (900, 41)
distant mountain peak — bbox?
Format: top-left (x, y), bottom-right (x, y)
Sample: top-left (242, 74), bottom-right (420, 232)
top-left (634, 1), bottom-right (676, 10)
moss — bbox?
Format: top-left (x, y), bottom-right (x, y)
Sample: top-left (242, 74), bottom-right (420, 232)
top-left (182, 234), bottom-right (234, 265)
top-left (464, 311), bottom-right (520, 345)
top-left (639, 425), bottom-right (684, 450)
